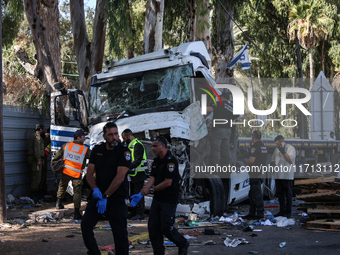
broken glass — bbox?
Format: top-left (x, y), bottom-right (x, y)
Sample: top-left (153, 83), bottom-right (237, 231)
top-left (89, 65), bottom-right (193, 116)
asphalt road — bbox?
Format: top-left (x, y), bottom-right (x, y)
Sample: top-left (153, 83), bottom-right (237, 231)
top-left (2, 199), bottom-right (340, 255)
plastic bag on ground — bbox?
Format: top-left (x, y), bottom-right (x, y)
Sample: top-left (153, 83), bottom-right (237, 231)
top-left (275, 216), bottom-right (295, 227)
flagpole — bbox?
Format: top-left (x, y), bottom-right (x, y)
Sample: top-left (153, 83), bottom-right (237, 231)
top-left (249, 66), bottom-right (255, 132)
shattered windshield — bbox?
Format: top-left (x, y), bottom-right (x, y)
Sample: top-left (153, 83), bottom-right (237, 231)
top-left (89, 65), bottom-right (193, 116)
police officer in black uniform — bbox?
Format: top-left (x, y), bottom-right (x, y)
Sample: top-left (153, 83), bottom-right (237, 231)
top-left (244, 130), bottom-right (267, 220)
top-left (81, 122), bottom-right (131, 255)
top-left (141, 136), bottom-right (189, 255)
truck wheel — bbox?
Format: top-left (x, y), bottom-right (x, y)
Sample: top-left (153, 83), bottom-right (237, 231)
top-left (264, 177), bottom-right (276, 200)
top-left (205, 174), bottom-right (225, 216)
top-left (222, 179), bottom-right (230, 211)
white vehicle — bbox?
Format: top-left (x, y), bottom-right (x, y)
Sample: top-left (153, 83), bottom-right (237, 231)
top-left (50, 41), bottom-right (253, 215)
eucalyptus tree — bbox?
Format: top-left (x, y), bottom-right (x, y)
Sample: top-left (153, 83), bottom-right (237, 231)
top-left (212, 0), bottom-right (245, 83)
top-left (144, 0), bottom-right (164, 53)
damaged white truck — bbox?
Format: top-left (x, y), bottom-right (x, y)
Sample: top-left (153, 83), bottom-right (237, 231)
top-left (50, 41), bottom-right (253, 216)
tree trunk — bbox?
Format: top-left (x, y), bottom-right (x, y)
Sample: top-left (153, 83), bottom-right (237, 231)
top-left (91, 0), bottom-right (107, 75)
top-left (70, 0), bottom-right (91, 92)
top-left (187, 0), bottom-right (196, 42)
top-left (125, 0), bottom-right (135, 59)
top-left (22, 0), bottom-right (58, 91)
top-left (144, 0), bottom-right (164, 54)
top-left (309, 47), bottom-right (314, 89)
top-left (195, 0), bottom-right (212, 59)
top-left (38, 0), bottom-right (61, 77)
top-left (212, 0), bottom-right (234, 83)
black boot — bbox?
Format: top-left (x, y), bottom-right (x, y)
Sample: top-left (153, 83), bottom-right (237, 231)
top-left (74, 208), bottom-right (83, 220)
top-left (56, 198), bottom-right (64, 209)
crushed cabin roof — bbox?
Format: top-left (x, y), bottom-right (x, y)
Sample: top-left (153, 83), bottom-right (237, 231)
top-left (94, 41), bottom-right (211, 81)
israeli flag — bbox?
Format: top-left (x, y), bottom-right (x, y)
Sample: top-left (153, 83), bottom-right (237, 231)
top-left (226, 43), bottom-right (250, 70)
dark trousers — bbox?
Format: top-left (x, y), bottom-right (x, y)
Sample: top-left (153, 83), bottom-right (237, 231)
top-left (275, 179), bottom-right (293, 214)
top-left (81, 197), bottom-right (129, 255)
top-left (130, 180), bottom-right (145, 215)
top-left (148, 199), bottom-right (187, 255)
top-left (249, 178), bottom-right (264, 217)
top-left (39, 156), bottom-right (48, 193)
top-left (57, 173), bottom-right (83, 209)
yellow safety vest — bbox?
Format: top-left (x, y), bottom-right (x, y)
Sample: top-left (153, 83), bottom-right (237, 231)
top-left (128, 138), bottom-right (148, 177)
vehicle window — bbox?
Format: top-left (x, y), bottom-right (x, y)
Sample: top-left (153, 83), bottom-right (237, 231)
top-left (90, 65), bottom-right (193, 116)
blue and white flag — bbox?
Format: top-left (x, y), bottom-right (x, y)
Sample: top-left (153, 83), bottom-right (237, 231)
top-left (226, 43), bottom-right (250, 70)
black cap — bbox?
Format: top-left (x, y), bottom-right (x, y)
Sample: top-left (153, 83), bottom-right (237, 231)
top-left (221, 92), bottom-right (232, 99)
top-left (74, 129), bottom-right (86, 138)
top-left (35, 124), bottom-right (43, 131)
top-left (154, 136), bottom-right (168, 147)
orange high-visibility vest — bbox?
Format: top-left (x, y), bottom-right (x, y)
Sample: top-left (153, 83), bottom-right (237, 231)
top-left (63, 142), bottom-right (88, 178)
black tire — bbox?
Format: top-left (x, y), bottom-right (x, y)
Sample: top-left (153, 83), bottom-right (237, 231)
top-left (205, 174), bottom-right (225, 216)
top-left (222, 178), bottom-right (230, 211)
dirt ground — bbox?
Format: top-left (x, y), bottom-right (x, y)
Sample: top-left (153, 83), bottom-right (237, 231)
top-left (1, 199), bottom-right (340, 255)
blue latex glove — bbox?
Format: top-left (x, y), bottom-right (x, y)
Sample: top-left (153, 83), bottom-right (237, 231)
top-left (96, 198), bottom-right (107, 214)
top-left (130, 192), bottom-right (144, 207)
top-left (92, 188), bottom-right (102, 200)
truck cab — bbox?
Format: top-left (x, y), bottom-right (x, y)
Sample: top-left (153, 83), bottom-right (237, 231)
top-left (50, 41), bottom-right (252, 215)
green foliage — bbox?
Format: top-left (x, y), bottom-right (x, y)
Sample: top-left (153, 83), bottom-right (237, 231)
top-left (3, 17), bottom-right (36, 75)
top-left (106, 0), bottom-right (145, 59)
top-left (287, 0), bottom-right (335, 49)
top-left (163, 0), bottom-right (189, 47)
top-left (329, 40), bottom-right (340, 69)
top-left (237, 0), bottom-right (308, 78)
top-left (2, 0), bottom-right (24, 47)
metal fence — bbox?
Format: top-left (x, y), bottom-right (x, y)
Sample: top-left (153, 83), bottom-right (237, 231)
top-left (3, 105), bottom-right (57, 196)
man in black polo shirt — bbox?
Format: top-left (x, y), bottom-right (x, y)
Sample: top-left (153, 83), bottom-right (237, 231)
top-left (207, 92), bottom-right (239, 166)
top-left (81, 122), bottom-right (131, 255)
top-left (244, 130), bottom-right (267, 220)
top-left (141, 136), bottom-right (189, 255)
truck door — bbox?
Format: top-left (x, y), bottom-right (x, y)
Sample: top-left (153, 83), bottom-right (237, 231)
top-left (50, 89), bottom-right (90, 155)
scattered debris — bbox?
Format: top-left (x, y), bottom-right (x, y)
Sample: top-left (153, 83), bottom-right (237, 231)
top-left (188, 213), bottom-right (198, 221)
top-left (16, 197), bottom-right (35, 204)
top-left (35, 212), bottom-right (57, 223)
top-left (192, 201), bottom-right (210, 216)
top-left (224, 237), bottom-right (249, 247)
top-left (183, 235), bottom-right (197, 239)
top-left (18, 223), bottom-right (27, 229)
top-left (128, 231), bottom-right (149, 245)
top-left (176, 204), bottom-right (191, 216)
top-left (279, 241), bottom-right (286, 247)
top-left (6, 194), bottom-right (15, 203)
top-left (265, 211), bottom-right (272, 216)
top-left (276, 217), bottom-right (295, 227)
